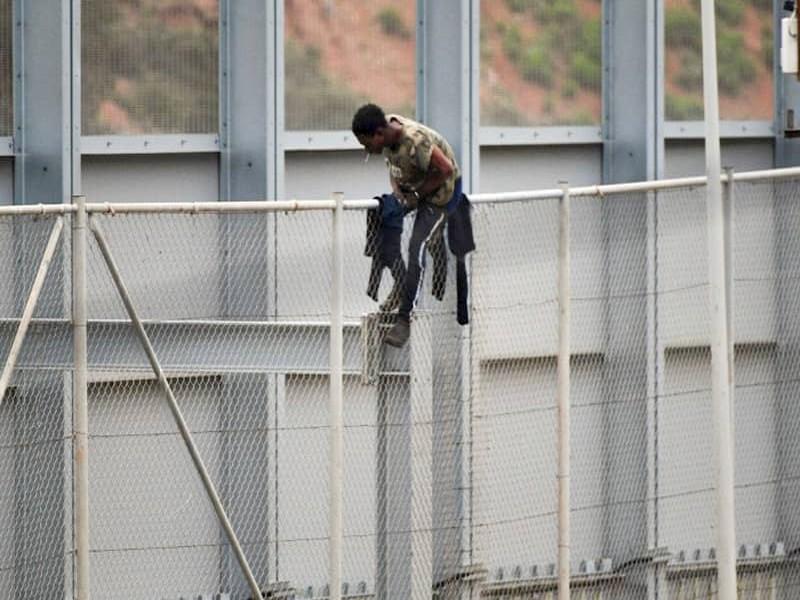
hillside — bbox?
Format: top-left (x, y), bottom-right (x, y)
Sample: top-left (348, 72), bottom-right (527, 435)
top-left (72, 0), bottom-right (775, 134)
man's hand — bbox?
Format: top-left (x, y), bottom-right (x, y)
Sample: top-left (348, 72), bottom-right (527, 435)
top-left (391, 176), bottom-right (419, 208)
top-left (415, 145), bottom-right (454, 199)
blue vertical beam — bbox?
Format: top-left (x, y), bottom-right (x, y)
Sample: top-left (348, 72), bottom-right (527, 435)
top-left (775, 0), bottom-right (800, 166)
top-left (217, 2), bottom-right (281, 593)
top-left (603, 0), bottom-right (663, 183)
top-left (416, 0), bottom-right (479, 593)
top-left (417, 0), bottom-right (479, 194)
top-left (602, 3), bottom-right (662, 596)
top-left (773, 1), bottom-right (800, 558)
top-left (218, 0), bottom-right (282, 319)
top-left (11, 2), bottom-right (78, 596)
top-left (13, 0), bottom-right (78, 204)
top-left (219, 0), bottom-right (283, 204)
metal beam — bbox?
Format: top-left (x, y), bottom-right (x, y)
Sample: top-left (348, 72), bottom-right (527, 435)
top-left (775, 0), bottom-right (800, 166)
top-left (219, 0), bottom-right (282, 203)
top-left (603, 0), bottom-right (663, 183)
top-left (0, 318), bottom-right (407, 375)
top-left (602, 4), bottom-right (660, 595)
top-left (11, 2), bottom-right (79, 597)
top-left (417, 0), bottom-right (479, 194)
top-left (13, 0), bottom-right (78, 204)
top-left (416, 3), bottom-right (479, 594)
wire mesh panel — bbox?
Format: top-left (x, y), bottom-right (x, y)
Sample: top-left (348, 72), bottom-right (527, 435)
top-left (0, 0), bottom-right (11, 136)
top-left (0, 214), bottom-right (72, 599)
top-left (4, 171), bottom-right (800, 599)
top-left (480, 0), bottom-right (602, 126)
top-left (664, 0), bottom-right (773, 121)
top-left (83, 207), bottom-right (386, 598)
top-left (733, 177), bottom-right (800, 599)
top-left (470, 198), bottom-right (561, 589)
top-left (285, 0), bottom-right (416, 130)
top-left (82, 0), bottom-right (219, 134)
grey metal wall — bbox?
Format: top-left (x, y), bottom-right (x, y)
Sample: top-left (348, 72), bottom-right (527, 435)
top-left (3, 0), bottom-right (799, 597)
top-left (0, 159), bottom-right (11, 205)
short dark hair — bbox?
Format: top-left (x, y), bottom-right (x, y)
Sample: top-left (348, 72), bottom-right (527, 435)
top-left (352, 103), bottom-right (387, 137)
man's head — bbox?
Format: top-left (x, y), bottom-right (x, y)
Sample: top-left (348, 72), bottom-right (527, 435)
top-left (352, 103), bottom-right (389, 154)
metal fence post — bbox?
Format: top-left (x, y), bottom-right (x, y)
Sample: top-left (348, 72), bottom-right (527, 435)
top-left (701, 0), bottom-right (737, 594)
top-left (329, 192), bottom-right (344, 600)
top-left (72, 194), bottom-right (90, 600)
top-left (557, 182), bottom-right (571, 600)
top-left (723, 167), bottom-right (735, 446)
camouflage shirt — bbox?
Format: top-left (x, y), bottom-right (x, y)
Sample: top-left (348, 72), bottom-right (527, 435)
top-left (382, 114), bottom-right (460, 207)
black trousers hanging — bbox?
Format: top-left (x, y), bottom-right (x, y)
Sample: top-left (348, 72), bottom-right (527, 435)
top-left (397, 202), bottom-right (447, 321)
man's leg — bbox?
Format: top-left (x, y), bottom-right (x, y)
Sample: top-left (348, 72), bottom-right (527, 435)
top-left (385, 204), bottom-right (445, 347)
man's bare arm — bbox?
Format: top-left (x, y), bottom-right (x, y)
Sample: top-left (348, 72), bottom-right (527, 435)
top-left (415, 145), bottom-right (454, 198)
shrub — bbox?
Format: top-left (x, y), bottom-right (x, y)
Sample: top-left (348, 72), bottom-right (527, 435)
top-left (580, 20), bottom-right (602, 64)
top-left (502, 25), bottom-right (524, 64)
top-left (482, 91), bottom-right (530, 126)
top-left (717, 31), bottom-right (756, 96)
top-left (539, 0), bottom-right (576, 26)
top-left (761, 23), bottom-right (773, 69)
top-left (666, 6), bottom-right (701, 52)
top-left (376, 7), bottom-right (410, 39)
top-left (562, 78), bottom-right (578, 99)
top-left (666, 93), bottom-right (704, 120)
top-left (521, 44), bottom-right (553, 86)
top-left (691, 0), bottom-right (745, 27)
top-left (570, 51), bottom-right (601, 91)
top-left (676, 51), bottom-right (703, 91)
top-left (505, 0), bottom-right (533, 14)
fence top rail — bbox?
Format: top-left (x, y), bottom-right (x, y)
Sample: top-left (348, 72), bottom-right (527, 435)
top-left (469, 165), bottom-right (800, 204)
top-left (0, 204), bottom-right (77, 216)
top-left (1, 166), bottom-right (799, 216)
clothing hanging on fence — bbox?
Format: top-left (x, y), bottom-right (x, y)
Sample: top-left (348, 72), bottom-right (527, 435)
top-left (364, 190), bottom-right (475, 325)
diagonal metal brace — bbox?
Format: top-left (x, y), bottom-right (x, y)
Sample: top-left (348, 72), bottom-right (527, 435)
top-left (88, 216), bottom-right (263, 600)
top-left (0, 216), bottom-right (64, 406)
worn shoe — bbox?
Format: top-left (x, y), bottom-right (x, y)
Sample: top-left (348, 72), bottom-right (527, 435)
top-left (379, 286), bottom-right (402, 313)
top-left (384, 317), bottom-right (410, 347)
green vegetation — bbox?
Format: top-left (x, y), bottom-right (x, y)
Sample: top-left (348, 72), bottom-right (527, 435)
top-left (676, 51), bottom-right (703, 91)
top-left (284, 41), bottom-right (364, 130)
top-left (505, 0), bottom-right (534, 14)
top-left (521, 45), bottom-right (554, 86)
top-left (761, 22), bottom-right (773, 69)
top-left (666, 93), bottom-right (704, 120)
top-left (536, 0), bottom-right (576, 27)
top-left (663, 0), bottom-right (772, 119)
top-left (499, 1), bottom-right (599, 94)
top-left (502, 24), bottom-right (525, 64)
top-left (482, 90), bottom-right (530, 126)
top-left (561, 79), bottom-right (578, 99)
top-left (82, 0), bottom-right (218, 134)
top-left (570, 51), bottom-right (601, 91)
top-left (717, 30), bottom-right (757, 96)
top-left (665, 6), bottom-right (702, 52)
top-left (690, 0), bottom-right (745, 27)
top-left (376, 7), bottom-right (410, 39)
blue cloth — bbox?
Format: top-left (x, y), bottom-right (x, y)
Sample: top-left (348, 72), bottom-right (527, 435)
top-left (445, 177), bottom-right (463, 214)
top-left (380, 193), bottom-right (406, 231)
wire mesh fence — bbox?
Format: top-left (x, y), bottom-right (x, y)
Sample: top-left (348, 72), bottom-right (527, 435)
top-left (0, 0), bottom-right (11, 136)
top-left (0, 172), bottom-right (799, 598)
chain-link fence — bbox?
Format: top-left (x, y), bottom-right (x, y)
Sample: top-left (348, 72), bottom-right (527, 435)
top-left (1, 170), bottom-right (799, 599)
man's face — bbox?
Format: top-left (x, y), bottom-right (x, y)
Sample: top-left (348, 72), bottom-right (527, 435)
top-left (356, 131), bottom-right (384, 155)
